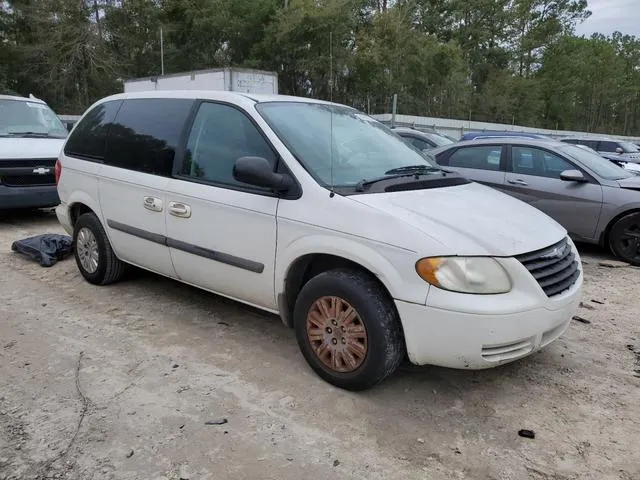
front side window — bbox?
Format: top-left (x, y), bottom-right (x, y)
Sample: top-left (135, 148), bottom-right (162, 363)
top-left (511, 146), bottom-right (573, 179)
top-left (598, 141), bottom-right (620, 153)
top-left (256, 102), bottom-right (440, 188)
top-left (181, 102), bottom-right (277, 189)
top-left (447, 146), bottom-right (503, 171)
top-left (105, 98), bottom-right (194, 176)
top-left (64, 100), bottom-right (122, 160)
top-left (0, 99), bottom-right (67, 138)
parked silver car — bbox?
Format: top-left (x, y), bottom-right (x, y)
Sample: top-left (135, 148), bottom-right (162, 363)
top-left (430, 138), bottom-right (640, 265)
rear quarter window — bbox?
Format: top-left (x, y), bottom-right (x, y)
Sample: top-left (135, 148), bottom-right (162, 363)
top-left (104, 98), bottom-right (195, 176)
top-left (64, 100), bottom-right (123, 160)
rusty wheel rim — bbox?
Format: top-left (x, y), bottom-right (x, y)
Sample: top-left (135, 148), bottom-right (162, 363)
top-left (306, 296), bottom-right (368, 373)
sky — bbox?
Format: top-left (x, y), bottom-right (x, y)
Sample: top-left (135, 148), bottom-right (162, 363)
top-left (575, 0), bottom-right (640, 37)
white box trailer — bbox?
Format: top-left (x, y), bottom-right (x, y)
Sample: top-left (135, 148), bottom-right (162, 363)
top-left (123, 68), bottom-right (278, 95)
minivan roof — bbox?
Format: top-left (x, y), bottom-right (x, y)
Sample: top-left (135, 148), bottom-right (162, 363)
top-left (95, 90), bottom-right (341, 107)
top-left (0, 94), bottom-right (46, 104)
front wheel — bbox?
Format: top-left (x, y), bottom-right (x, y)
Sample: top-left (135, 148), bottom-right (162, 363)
top-left (609, 212), bottom-right (640, 266)
top-left (293, 268), bottom-right (405, 391)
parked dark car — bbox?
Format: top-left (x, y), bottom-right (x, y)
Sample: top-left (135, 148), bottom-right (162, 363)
top-left (392, 127), bottom-right (455, 150)
top-left (460, 131), bottom-right (550, 141)
top-left (430, 138), bottom-right (640, 265)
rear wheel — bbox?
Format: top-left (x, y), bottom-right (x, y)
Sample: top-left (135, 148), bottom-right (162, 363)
top-left (73, 212), bottom-right (126, 285)
top-left (293, 268), bottom-right (404, 391)
top-left (609, 212), bottom-right (640, 266)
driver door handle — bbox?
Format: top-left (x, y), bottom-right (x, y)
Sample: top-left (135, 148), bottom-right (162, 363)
top-left (508, 179), bottom-right (528, 186)
top-left (168, 201), bottom-right (192, 218)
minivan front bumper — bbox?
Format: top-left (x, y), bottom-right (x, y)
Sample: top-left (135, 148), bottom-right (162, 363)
top-left (396, 276), bottom-right (582, 369)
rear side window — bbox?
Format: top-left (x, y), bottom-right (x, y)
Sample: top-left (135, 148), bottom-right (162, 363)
top-left (105, 98), bottom-right (195, 176)
top-left (64, 100), bottom-right (122, 160)
top-left (447, 146), bottom-right (503, 171)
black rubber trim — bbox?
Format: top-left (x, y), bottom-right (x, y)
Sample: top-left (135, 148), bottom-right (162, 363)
top-left (107, 220), bottom-right (166, 245)
top-left (166, 238), bottom-right (264, 273)
top-left (106, 219), bottom-right (264, 273)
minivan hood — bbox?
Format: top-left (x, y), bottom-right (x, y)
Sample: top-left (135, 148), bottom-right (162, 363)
top-left (351, 182), bottom-right (566, 256)
top-left (0, 137), bottom-right (65, 159)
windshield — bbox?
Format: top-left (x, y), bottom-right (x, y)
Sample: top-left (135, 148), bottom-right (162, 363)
top-left (256, 102), bottom-right (439, 188)
top-left (559, 145), bottom-right (633, 180)
top-left (619, 141), bottom-right (640, 153)
top-left (0, 99), bottom-right (67, 138)
top-left (428, 133), bottom-right (454, 147)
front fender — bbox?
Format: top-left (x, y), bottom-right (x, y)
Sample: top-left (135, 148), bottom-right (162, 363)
top-left (276, 234), bottom-right (429, 305)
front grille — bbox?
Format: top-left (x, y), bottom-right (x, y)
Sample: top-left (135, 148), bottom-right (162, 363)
top-left (0, 158), bottom-right (56, 168)
top-left (515, 237), bottom-right (580, 297)
top-left (2, 174), bottom-right (55, 186)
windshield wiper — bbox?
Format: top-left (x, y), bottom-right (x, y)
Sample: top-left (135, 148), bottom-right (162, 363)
top-left (384, 165), bottom-right (441, 175)
top-left (5, 131), bottom-right (59, 138)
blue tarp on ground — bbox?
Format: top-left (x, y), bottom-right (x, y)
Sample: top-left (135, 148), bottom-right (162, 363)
top-left (11, 234), bottom-right (73, 267)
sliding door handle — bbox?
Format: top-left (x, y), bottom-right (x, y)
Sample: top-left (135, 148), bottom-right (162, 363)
top-left (168, 201), bottom-right (192, 218)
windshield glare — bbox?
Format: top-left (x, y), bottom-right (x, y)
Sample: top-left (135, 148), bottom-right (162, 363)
top-left (256, 102), bottom-right (439, 187)
top-left (620, 141), bottom-right (640, 153)
top-left (0, 99), bottom-right (67, 137)
top-left (560, 145), bottom-right (633, 180)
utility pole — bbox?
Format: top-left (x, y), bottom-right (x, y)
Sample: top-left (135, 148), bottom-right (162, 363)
top-left (160, 27), bottom-right (165, 76)
top-left (329, 31), bottom-right (333, 102)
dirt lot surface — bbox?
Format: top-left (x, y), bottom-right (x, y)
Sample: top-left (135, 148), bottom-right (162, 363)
top-left (0, 210), bottom-right (638, 480)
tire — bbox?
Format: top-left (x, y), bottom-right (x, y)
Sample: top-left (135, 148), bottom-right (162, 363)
top-left (293, 268), bottom-right (405, 391)
top-left (73, 212), bottom-right (126, 285)
top-left (609, 212), bottom-right (640, 266)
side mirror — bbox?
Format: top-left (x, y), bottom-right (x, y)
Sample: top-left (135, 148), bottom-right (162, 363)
top-left (233, 156), bottom-right (293, 191)
top-left (616, 147), bottom-right (624, 154)
top-left (560, 169), bottom-right (587, 182)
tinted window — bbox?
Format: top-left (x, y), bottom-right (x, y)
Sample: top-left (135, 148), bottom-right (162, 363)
top-left (181, 102), bottom-right (276, 189)
top-left (105, 98), bottom-right (194, 176)
top-left (598, 141), bottom-right (620, 153)
top-left (64, 100), bottom-right (122, 160)
top-left (448, 146), bottom-right (503, 171)
top-left (561, 139), bottom-right (578, 144)
top-left (511, 146), bottom-right (573, 179)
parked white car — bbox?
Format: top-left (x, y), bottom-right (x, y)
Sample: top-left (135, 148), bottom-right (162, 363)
top-left (55, 91), bottom-right (583, 390)
top-left (0, 94), bottom-right (67, 209)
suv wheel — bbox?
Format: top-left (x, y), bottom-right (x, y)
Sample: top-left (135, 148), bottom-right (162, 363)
top-left (73, 212), bottom-right (126, 285)
top-left (609, 212), bottom-right (640, 266)
top-left (293, 268), bottom-right (404, 391)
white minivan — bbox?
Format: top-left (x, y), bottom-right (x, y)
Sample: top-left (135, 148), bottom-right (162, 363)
top-left (55, 91), bottom-right (583, 390)
top-left (0, 94), bottom-right (67, 209)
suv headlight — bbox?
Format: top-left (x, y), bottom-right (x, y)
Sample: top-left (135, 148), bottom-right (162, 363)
top-left (415, 257), bottom-right (512, 294)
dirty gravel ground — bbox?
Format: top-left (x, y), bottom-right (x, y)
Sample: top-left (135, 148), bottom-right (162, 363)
top-left (0, 210), bottom-right (638, 480)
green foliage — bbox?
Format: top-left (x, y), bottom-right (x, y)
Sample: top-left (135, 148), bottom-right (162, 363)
top-left (1, 0), bottom-right (639, 135)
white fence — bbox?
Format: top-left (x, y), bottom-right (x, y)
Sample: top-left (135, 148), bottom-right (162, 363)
top-left (372, 113), bottom-right (640, 143)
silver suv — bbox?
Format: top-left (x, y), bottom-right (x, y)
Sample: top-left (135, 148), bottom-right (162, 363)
top-left (560, 136), bottom-right (640, 164)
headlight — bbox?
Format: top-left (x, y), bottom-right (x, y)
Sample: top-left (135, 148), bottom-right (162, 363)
top-left (415, 257), bottom-right (512, 294)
